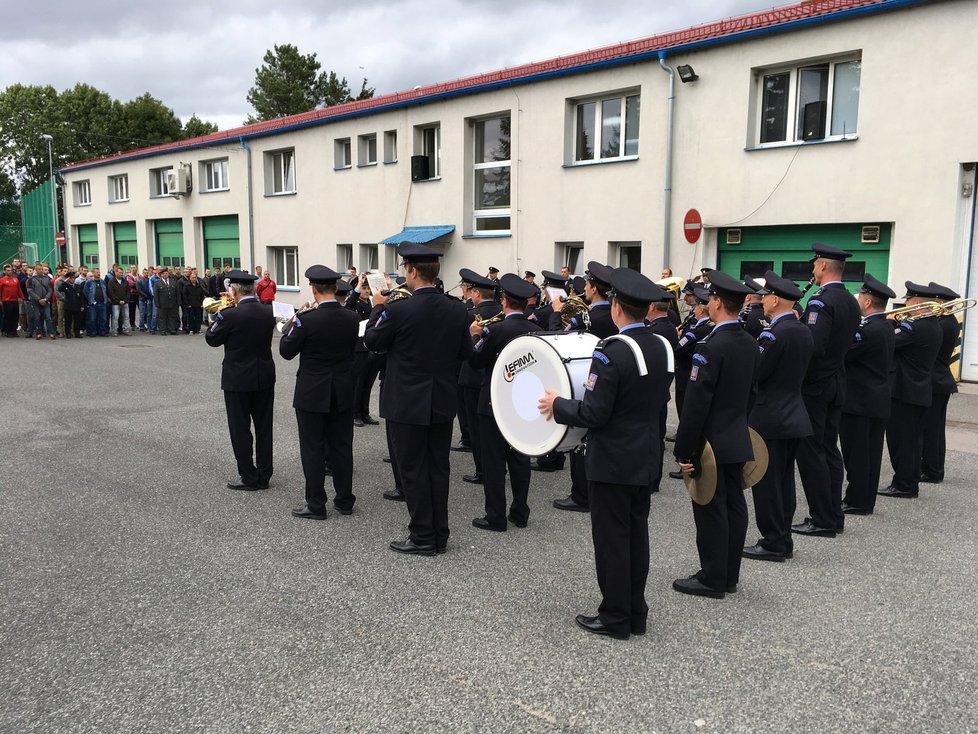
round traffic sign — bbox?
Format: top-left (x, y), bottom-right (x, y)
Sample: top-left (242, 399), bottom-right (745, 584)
top-left (683, 209), bottom-right (702, 244)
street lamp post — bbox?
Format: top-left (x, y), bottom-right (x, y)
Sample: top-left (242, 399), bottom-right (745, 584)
top-left (40, 134), bottom-right (57, 266)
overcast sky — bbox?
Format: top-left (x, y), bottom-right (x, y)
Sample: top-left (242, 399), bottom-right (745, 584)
top-left (3, 0), bottom-right (770, 132)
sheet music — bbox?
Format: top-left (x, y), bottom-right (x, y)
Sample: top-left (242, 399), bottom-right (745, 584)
top-left (272, 301), bottom-right (295, 319)
top-left (358, 319), bottom-right (369, 337)
top-left (366, 272), bottom-right (388, 295)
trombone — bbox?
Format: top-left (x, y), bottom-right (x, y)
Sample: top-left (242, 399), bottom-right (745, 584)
top-left (881, 297), bottom-right (976, 323)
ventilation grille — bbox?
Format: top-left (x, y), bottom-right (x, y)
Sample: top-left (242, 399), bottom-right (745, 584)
top-left (861, 225), bottom-right (881, 244)
top-left (726, 229), bottom-right (742, 245)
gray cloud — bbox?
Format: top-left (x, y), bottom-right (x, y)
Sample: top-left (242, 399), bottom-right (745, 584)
top-left (2, 0), bottom-right (768, 130)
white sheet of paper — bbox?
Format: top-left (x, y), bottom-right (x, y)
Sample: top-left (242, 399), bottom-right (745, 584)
top-left (546, 286), bottom-right (566, 304)
top-left (358, 319), bottom-right (369, 337)
top-left (272, 301), bottom-right (295, 319)
top-left (366, 272), bottom-right (388, 295)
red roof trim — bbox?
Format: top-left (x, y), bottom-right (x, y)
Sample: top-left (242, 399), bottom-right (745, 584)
top-left (62, 0), bottom-right (891, 171)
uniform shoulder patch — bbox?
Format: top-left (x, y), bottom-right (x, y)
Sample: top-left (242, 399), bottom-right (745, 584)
top-left (808, 299), bottom-right (826, 309)
top-left (759, 330), bottom-right (776, 341)
top-left (900, 322), bottom-right (913, 332)
top-left (585, 372), bottom-right (598, 391)
top-left (807, 312), bottom-right (819, 325)
top-left (690, 365), bottom-right (700, 381)
top-left (592, 350), bottom-right (610, 365)
top-left (692, 353), bottom-right (707, 365)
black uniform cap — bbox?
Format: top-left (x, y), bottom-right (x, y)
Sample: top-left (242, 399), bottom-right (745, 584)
top-left (757, 271), bottom-right (803, 301)
top-left (396, 242), bottom-right (442, 263)
top-left (568, 276), bottom-right (586, 295)
top-left (585, 261), bottom-right (613, 288)
top-left (226, 270), bottom-right (259, 284)
top-left (499, 273), bottom-right (538, 300)
top-left (859, 274), bottom-right (896, 301)
top-left (904, 281), bottom-right (940, 299)
top-left (608, 268), bottom-right (665, 308)
top-left (681, 280), bottom-right (697, 295)
top-left (540, 270), bottom-right (566, 287)
top-left (692, 285), bottom-right (711, 305)
top-left (304, 265), bottom-right (343, 285)
top-left (459, 268), bottom-right (495, 289)
top-left (487, 266), bottom-right (499, 274)
top-left (524, 270), bottom-right (536, 279)
top-left (705, 270), bottom-right (754, 299)
top-left (928, 281), bottom-right (960, 300)
top-left (810, 242), bottom-right (853, 262)
top-left (744, 277), bottom-right (766, 293)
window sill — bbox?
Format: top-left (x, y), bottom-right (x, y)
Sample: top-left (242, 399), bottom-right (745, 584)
top-left (277, 286), bottom-right (301, 292)
top-left (265, 191), bottom-right (297, 197)
top-left (74, 203), bottom-right (92, 208)
top-left (357, 162), bottom-right (378, 169)
top-left (745, 135), bottom-right (858, 152)
top-left (109, 199), bottom-right (130, 204)
top-left (383, 159), bottom-right (398, 165)
top-left (200, 188), bottom-right (230, 194)
top-left (562, 156), bottom-right (639, 169)
top-left (334, 165), bottom-right (352, 171)
top-left (462, 234), bottom-right (512, 239)
top-left (412, 176), bottom-right (442, 184)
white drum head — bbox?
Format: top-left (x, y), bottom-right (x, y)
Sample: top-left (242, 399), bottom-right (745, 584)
top-left (490, 332), bottom-right (599, 456)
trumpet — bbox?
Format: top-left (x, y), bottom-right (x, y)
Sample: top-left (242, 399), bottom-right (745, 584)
top-left (202, 294), bottom-right (235, 315)
top-left (276, 302), bottom-right (318, 334)
top-left (475, 311), bottom-right (504, 327)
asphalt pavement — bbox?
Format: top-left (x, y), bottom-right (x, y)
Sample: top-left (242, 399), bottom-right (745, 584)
top-left (1, 330), bottom-right (976, 733)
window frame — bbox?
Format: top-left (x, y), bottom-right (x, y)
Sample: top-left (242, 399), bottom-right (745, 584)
top-left (383, 130), bottom-right (397, 164)
top-left (472, 114), bottom-right (512, 235)
top-left (415, 123), bottom-right (441, 180)
top-left (571, 91), bottom-right (641, 165)
top-left (150, 167), bottom-right (172, 198)
top-left (201, 158), bottom-right (230, 192)
top-left (268, 149), bottom-right (296, 194)
top-left (109, 174), bottom-right (129, 203)
top-left (335, 138), bottom-right (352, 170)
top-left (270, 246), bottom-right (299, 288)
top-left (754, 54), bottom-right (861, 147)
top-left (358, 134), bottom-right (378, 167)
top-left (555, 242), bottom-right (583, 275)
top-left (73, 180), bottom-right (92, 207)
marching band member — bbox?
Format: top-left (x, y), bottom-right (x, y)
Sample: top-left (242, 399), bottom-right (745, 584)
top-left (279, 266), bottom-right (359, 520)
top-left (792, 243), bottom-right (861, 537)
top-left (469, 274), bottom-right (542, 531)
top-left (364, 243), bottom-right (472, 556)
top-left (740, 278), bottom-right (767, 339)
top-left (553, 262), bottom-right (617, 514)
top-left (743, 272), bottom-right (813, 563)
top-left (879, 282), bottom-right (943, 499)
top-left (673, 270), bottom-right (758, 599)
top-left (839, 275), bottom-right (896, 515)
top-left (538, 269), bottom-right (672, 639)
top-left (645, 289), bottom-right (679, 494)
top-left (205, 271), bottom-right (277, 491)
top-left (668, 285), bottom-right (712, 480)
top-left (920, 282), bottom-right (962, 483)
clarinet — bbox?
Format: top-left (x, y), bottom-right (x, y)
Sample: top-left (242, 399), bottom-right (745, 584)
top-left (800, 276), bottom-right (817, 297)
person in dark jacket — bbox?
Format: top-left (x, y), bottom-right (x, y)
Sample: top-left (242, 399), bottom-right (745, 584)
top-left (59, 272), bottom-right (85, 338)
top-left (839, 275), bottom-right (896, 514)
top-left (673, 271), bottom-right (759, 599)
top-left (154, 268), bottom-right (180, 335)
top-left (920, 282), bottom-right (962, 483)
top-left (743, 272), bottom-right (814, 562)
top-left (344, 275), bottom-right (381, 427)
top-left (879, 282), bottom-right (943, 499)
top-left (740, 278), bottom-right (768, 339)
top-left (205, 271), bottom-right (277, 491)
top-left (180, 269), bottom-right (207, 334)
top-left (280, 266), bottom-right (359, 519)
top-left (645, 292), bottom-right (680, 493)
top-left (107, 266), bottom-right (130, 335)
top-left (540, 268), bottom-right (672, 639)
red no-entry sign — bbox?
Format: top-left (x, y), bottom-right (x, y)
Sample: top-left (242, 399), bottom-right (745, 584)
top-left (683, 209), bottom-right (702, 244)
top-left (55, 232), bottom-right (66, 246)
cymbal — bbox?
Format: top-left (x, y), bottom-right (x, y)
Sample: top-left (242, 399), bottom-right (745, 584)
top-left (743, 428), bottom-right (770, 488)
top-left (683, 441), bottom-right (717, 506)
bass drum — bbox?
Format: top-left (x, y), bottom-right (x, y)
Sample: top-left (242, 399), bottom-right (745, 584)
top-left (490, 331), bottom-right (600, 457)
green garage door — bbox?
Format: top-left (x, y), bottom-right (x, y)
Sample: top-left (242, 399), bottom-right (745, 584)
top-left (113, 221), bottom-right (138, 268)
top-left (78, 224), bottom-right (99, 269)
top-left (718, 223), bottom-right (891, 302)
top-left (155, 219), bottom-right (185, 268)
top-left (203, 215), bottom-right (240, 271)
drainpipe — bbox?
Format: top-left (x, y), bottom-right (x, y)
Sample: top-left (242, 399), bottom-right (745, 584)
top-left (239, 137), bottom-right (256, 268)
top-left (657, 52), bottom-right (675, 271)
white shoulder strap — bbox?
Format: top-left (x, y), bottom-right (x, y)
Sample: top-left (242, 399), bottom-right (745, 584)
top-left (603, 333), bottom-right (675, 376)
top-left (654, 334), bottom-right (675, 373)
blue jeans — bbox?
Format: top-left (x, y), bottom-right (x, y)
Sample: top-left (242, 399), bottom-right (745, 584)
top-left (32, 302), bottom-right (54, 335)
top-left (110, 303), bottom-right (128, 333)
top-left (87, 303), bottom-right (108, 335)
top-left (139, 296), bottom-right (152, 330)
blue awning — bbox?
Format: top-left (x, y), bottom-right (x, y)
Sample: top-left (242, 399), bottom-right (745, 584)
top-left (379, 225), bottom-right (455, 245)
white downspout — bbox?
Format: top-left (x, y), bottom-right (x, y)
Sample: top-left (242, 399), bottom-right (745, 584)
top-left (657, 53), bottom-right (675, 271)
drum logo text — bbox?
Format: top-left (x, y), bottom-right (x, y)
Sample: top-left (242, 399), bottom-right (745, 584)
top-left (503, 351), bottom-right (537, 382)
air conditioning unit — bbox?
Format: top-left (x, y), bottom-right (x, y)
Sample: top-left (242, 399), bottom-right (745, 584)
top-left (166, 165), bottom-right (192, 197)
top-left (726, 228), bottom-right (742, 245)
top-left (861, 225), bottom-right (881, 244)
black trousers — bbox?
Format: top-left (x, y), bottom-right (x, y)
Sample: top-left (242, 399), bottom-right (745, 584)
top-left (296, 408), bottom-right (354, 513)
top-left (456, 384), bottom-right (470, 445)
top-left (157, 306), bottom-right (178, 334)
top-left (589, 481), bottom-right (652, 636)
top-left (462, 386), bottom-right (483, 476)
top-left (352, 352), bottom-right (380, 418)
top-left (385, 419), bottom-right (403, 491)
top-left (675, 386), bottom-right (686, 424)
top-left (479, 414), bottom-right (531, 527)
top-left (63, 310), bottom-right (81, 337)
top-left (223, 388), bottom-right (274, 486)
top-left (188, 306), bottom-right (203, 334)
top-left (181, 306), bottom-right (190, 332)
top-left (921, 392), bottom-right (951, 480)
top-left (388, 420), bottom-right (452, 548)
top-left (796, 391), bottom-right (845, 530)
top-left (128, 299), bottom-right (138, 328)
top-left (749, 438), bottom-right (798, 554)
top-left (692, 462), bottom-right (747, 591)
top-left (569, 448), bottom-right (589, 507)
top-left (651, 403), bottom-right (668, 492)
top-left (887, 399), bottom-right (926, 493)
top-left (840, 413), bottom-right (887, 510)
top-left (1, 301), bottom-right (19, 335)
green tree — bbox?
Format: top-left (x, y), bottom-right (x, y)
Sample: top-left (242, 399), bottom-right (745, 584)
top-left (121, 92), bottom-right (184, 148)
top-left (182, 114), bottom-right (219, 139)
top-left (246, 44), bottom-right (374, 122)
top-left (0, 84), bottom-right (61, 189)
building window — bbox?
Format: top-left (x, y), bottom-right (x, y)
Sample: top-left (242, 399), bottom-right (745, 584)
top-left (414, 123), bottom-right (440, 180)
top-left (359, 243), bottom-right (379, 271)
top-left (574, 93), bottom-right (640, 162)
top-left (160, 256), bottom-right (186, 268)
top-left (109, 174), bottom-right (129, 202)
top-left (556, 242), bottom-right (583, 274)
top-left (210, 256), bottom-right (241, 270)
top-left (383, 130), bottom-right (397, 163)
top-left (358, 134), bottom-right (377, 166)
top-left (118, 254), bottom-right (138, 267)
top-left (267, 149), bottom-right (296, 194)
top-left (201, 159), bottom-right (229, 192)
top-left (336, 244), bottom-right (353, 272)
top-left (73, 180), bottom-right (91, 206)
top-left (611, 241), bottom-right (641, 270)
top-left (472, 115), bottom-right (511, 233)
top-left (335, 138), bottom-right (352, 169)
top-left (270, 246), bottom-right (299, 287)
top-left (150, 167), bottom-right (172, 197)
top-left (757, 56), bottom-right (861, 144)
top-left (83, 253), bottom-right (99, 267)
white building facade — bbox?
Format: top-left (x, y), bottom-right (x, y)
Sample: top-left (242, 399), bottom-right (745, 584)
top-left (60, 0), bottom-right (978, 378)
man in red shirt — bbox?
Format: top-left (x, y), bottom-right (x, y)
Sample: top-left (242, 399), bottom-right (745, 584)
top-left (255, 270), bottom-right (277, 304)
top-left (0, 263), bottom-right (22, 337)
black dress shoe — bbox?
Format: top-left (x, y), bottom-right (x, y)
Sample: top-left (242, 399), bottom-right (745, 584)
top-left (575, 614), bottom-right (629, 640)
top-left (227, 478), bottom-right (262, 491)
top-left (507, 512), bottom-right (528, 528)
top-left (668, 470), bottom-right (684, 480)
top-left (472, 516), bottom-right (507, 532)
top-left (383, 488), bottom-right (406, 502)
top-left (877, 485), bottom-right (918, 498)
top-left (291, 504), bottom-right (328, 520)
top-left (672, 575), bottom-right (725, 599)
top-left (919, 473), bottom-right (942, 484)
top-left (353, 417), bottom-right (365, 427)
top-left (333, 506), bottom-right (354, 516)
top-left (382, 456), bottom-right (392, 464)
top-left (553, 496), bottom-right (589, 512)
top-left (841, 503), bottom-right (873, 515)
top-left (362, 415), bottom-right (380, 425)
top-left (791, 519), bottom-right (837, 537)
top-left (742, 544), bottom-right (788, 562)
top-left (631, 621), bottom-right (647, 635)
top-left (462, 474), bottom-right (483, 484)
top-left (450, 443), bottom-right (473, 453)
top-left (436, 546), bottom-right (447, 555)
top-left (389, 539), bottom-right (436, 556)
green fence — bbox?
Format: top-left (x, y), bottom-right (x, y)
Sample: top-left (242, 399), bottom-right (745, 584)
top-left (0, 224), bottom-right (20, 266)
top-left (20, 179), bottom-right (58, 269)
